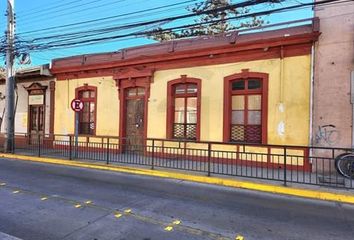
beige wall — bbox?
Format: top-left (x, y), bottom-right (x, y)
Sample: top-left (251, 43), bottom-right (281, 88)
top-left (54, 76), bottom-right (119, 137)
top-left (313, 0), bottom-right (354, 148)
top-left (54, 55), bottom-right (312, 146)
top-left (148, 55), bottom-right (311, 145)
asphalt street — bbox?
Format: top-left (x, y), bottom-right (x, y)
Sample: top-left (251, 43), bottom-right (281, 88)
top-left (0, 158), bottom-right (353, 240)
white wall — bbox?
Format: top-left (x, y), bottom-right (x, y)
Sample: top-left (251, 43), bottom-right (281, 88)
top-left (0, 80), bottom-right (52, 135)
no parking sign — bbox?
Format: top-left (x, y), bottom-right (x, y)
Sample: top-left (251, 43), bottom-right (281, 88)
top-left (71, 99), bottom-right (84, 112)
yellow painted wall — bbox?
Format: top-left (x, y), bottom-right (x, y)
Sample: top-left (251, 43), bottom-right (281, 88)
top-left (148, 55), bottom-right (311, 146)
top-left (54, 76), bottom-right (119, 136)
top-left (54, 55), bottom-right (311, 147)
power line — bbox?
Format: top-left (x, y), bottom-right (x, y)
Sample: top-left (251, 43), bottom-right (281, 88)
top-left (18, 0), bottom-right (113, 20)
top-left (18, 0), bottom-right (343, 52)
top-left (17, 0), bottom-right (199, 36)
top-left (17, 0), bottom-right (132, 26)
top-left (16, 0), bottom-right (85, 15)
top-left (6, 0), bottom-right (348, 57)
top-left (21, 0), bottom-right (274, 42)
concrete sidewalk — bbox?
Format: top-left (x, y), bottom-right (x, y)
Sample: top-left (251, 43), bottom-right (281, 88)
top-left (13, 148), bottom-right (354, 189)
top-left (1, 153), bottom-right (354, 205)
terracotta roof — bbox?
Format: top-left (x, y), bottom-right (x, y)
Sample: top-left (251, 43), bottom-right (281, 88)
top-left (51, 18), bottom-right (320, 73)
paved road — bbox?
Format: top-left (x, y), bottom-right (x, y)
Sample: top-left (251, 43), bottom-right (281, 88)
top-left (0, 158), bottom-right (353, 240)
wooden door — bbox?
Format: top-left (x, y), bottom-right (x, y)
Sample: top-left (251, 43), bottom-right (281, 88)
top-left (29, 105), bottom-right (44, 143)
top-left (125, 98), bottom-right (145, 152)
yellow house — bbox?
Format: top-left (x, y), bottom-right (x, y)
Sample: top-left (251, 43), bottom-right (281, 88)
top-left (50, 20), bottom-right (320, 170)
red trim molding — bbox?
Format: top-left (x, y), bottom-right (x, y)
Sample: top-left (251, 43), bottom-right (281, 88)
top-left (223, 69), bottom-right (268, 143)
top-left (54, 42), bottom-right (314, 81)
top-left (52, 27), bottom-right (320, 77)
top-left (114, 68), bottom-right (154, 142)
top-left (166, 75), bottom-right (202, 141)
top-left (49, 81), bottom-right (55, 138)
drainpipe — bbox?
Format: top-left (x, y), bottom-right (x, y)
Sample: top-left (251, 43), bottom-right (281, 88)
top-left (277, 46), bottom-right (285, 138)
top-left (279, 46), bottom-right (285, 104)
top-left (308, 44), bottom-right (315, 163)
top-left (351, 71), bottom-right (354, 149)
top-left (309, 45), bottom-right (315, 148)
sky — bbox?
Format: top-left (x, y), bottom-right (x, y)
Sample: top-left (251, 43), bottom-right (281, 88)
top-left (0, 0), bottom-right (314, 67)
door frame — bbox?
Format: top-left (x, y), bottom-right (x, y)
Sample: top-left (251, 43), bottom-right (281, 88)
top-left (114, 68), bottom-right (154, 151)
top-left (119, 86), bottom-right (149, 145)
top-left (25, 82), bottom-right (47, 142)
top-left (124, 93), bottom-right (146, 152)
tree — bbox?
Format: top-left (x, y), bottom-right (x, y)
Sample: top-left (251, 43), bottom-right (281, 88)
top-left (149, 0), bottom-right (282, 42)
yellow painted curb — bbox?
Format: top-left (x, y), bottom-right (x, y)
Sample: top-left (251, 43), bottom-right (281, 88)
top-left (1, 153), bottom-right (354, 205)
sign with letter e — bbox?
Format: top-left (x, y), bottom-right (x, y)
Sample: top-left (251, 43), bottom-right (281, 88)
top-left (71, 99), bottom-right (84, 112)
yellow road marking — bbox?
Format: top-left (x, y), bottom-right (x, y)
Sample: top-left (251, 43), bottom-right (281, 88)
top-left (12, 190), bottom-right (20, 194)
top-left (3, 153), bottom-right (354, 205)
top-left (85, 200), bottom-right (92, 204)
top-left (172, 220), bottom-right (181, 225)
top-left (0, 181), bottom-right (232, 240)
top-left (164, 226), bottom-right (173, 231)
top-left (41, 197), bottom-right (48, 201)
top-left (124, 209), bottom-right (132, 213)
top-left (114, 213), bottom-right (122, 218)
top-left (235, 235), bottom-right (244, 240)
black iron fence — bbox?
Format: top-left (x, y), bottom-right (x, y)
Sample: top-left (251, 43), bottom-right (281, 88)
top-left (2, 133), bottom-right (354, 190)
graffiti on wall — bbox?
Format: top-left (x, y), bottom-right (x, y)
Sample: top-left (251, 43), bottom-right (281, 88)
top-left (315, 124), bottom-right (340, 146)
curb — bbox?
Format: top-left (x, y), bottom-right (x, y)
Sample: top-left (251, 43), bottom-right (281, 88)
top-left (1, 153), bottom-right (354, 205)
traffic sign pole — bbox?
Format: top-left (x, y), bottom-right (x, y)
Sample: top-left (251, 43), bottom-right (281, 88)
top-left (75, 111), bottom-right (79, 159)
top-left (70, 99), bottom-right (84, 159)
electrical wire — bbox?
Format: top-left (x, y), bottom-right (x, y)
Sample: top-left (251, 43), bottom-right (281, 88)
top-left (20, 0), bottom-right (274, 42)
top-left (2, 0), bottom-right (350, 58)
top-left (16, 0), bottom-right (344, 53)
top-left (18, 0), bottom-right (122, 20)
top-left (17, 0), bottom-right (199, 36)
top-left (16, 0), bottom-right (86, 15)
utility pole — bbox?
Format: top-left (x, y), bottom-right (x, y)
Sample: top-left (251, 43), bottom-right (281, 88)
top-left (4, 0), bottom-right (15, 153)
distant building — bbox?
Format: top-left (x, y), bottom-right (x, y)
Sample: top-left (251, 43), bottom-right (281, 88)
top-left (0, 64), bottom-right (56, 144)
top-left (313, 0), bottom-right (354, 148)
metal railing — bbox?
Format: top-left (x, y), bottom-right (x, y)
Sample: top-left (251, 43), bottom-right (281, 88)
top-left (1, 133), bottom-right (353, 190)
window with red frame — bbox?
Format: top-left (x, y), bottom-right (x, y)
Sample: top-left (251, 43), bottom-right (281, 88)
top-left (172, 83), bottom-right (198, 140)
top-left (230, 79), bottom-right (263, 143)
top-left (77, 89), bottom-right (96, 135)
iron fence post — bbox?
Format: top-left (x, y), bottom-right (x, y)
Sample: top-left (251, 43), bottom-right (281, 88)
top-left (207, 142), bottom-right (211, 176)
top-left (284, 146), bottom-right (287, 186)
top-left (38, 134), bottom-right (41, 157)
top-left (69, 135), bottom-right (72, 160)
top-left (106, 138), bottom-right (110, 165)
top-left (332, 148), bottom-right (335, 180)
top-left (151, 139), bottom-right (155, 170)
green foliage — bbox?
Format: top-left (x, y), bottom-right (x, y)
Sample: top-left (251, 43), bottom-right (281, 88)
top-left (149, 0), bottom-right (282, 41)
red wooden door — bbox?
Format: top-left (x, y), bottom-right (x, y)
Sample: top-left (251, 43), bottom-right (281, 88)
top-left (29, 105), bottom-right (44, 144)
top-left (124, 88), bottom-right (145, 152)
